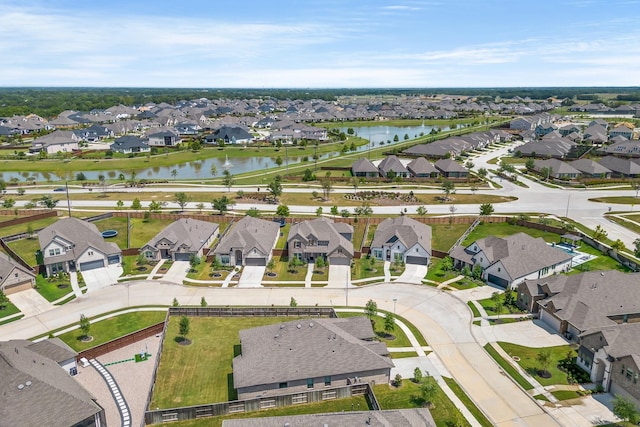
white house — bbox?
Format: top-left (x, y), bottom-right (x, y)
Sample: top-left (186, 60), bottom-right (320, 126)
top-left (370, 217), bottom-right (432, 266)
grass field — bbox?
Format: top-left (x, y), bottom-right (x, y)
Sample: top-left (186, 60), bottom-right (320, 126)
top-left (0, 301), bottom-right (21, 319)
top-left (424, 257), bottom-right (459, 282)
top-left (0, 215), bottom-right (60, 237)
top-left (431, 222), bottom-right (472, 252)
top-left (467, 302), bottom-right (481, 318)
top-left (7, 237), bottom-right (41, 266)
top-left (263, 257), bottom-right (307, 282)
top-left (462, 222), bottom-right (561, 246)
top-left (374, 379), bottom-right (469, 427)
top-left (92, 216), bottom-right (175, 249)
top-left (150, 316), bottom-right (310, 408)
top-left (35, 274), bottom-right (74, 302)
top-left (483, 344), bottom-right (533, 390)
top-left (351, 257), bottom-right (384, 280)
top-left (158, 395), bottom-right (369, 427)
top-left (57, 311), bottom-right (167, 351)
top-left (338, 312), bottom-right (412, 348)
top-left (497, 342), bottom-right (576, 387)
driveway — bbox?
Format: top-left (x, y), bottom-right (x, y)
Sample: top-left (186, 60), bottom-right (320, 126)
top-left (162, 261), bottom-right (190, 284)
top-left (393, 263), bottom-right (428, 284)
top-left (238, 266), bottom-right (265, 288)
top-left (82, 265), bottom-right (123, 292)
top-left (8, 289), bottom-right (53, 317)
top-left (328, 264), bottom-right (352, 288)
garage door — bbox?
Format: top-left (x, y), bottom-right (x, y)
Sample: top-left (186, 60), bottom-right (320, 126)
top-left (539, 309), bottom-right (561, 333)
top-left (487, 274), bottom-right (509, 288)
top-left (79, 259), bottom-right (105, 271)
top-left (107, 255), bottom-right (120, 264)
top-left (245, 258), bottom-right (266, 266)
top-left (406, 256), bottom-right (428, 265)
top-left (3, 280), bottom-right (33, 295)
top-left (329, 257), bottom-right (350, 266)
top-left (174, 253), bottom-right (191, 262)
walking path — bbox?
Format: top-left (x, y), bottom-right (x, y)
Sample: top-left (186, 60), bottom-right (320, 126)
top-left (69, 271), bottom-right (83, 298)
top-left (383, 261), bottom-right (391, 282)
top-left (89, 358), bottom-right (132, 427)
top-left (436, 275), bottom-right (464, 289)
top-left (305, 263), bottom-right (314, 288)
top-left (146, 259), bottom-right (166, 280)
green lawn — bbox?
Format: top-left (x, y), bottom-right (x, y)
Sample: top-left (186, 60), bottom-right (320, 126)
top-left (445, 277), bottom-right (482, 290)
top-left (497, 342), bottom-right (577, 387)
top-left (364, 223), bottom-right (377, 247)
top-left (352, 222), bottom-right (367, 250)
top-left (374, 379), bottom-right (469, 427)
top-left (275, 223), bottom-right (290, 249)
top-left (391, 351), bottom-right (419, 358)
top-left (568, 243), bottom-right (630, 274)
top-left (185, 259), bottom-right (211, 280)
top-left (35, 274), bottom-right (74, 302)
top-left (150, 316), bottom-right (309, 408)
top-left (0, 215), bottom-right (60, 238)
top-left (467, 302), bottom-right (481, 318)
top-left (424, 258), bottom-right (459, 283)
top-left (483, 344), bottom-right (533, 390)
top-left (551, 390), bottom-right (582, 401)
top-left (431, 223), bottom-right (471, 252)
top-left (311, 265), bottom-right (328, 281)
top-left (442, 376), bottom-right (493, 427)
top-left (93, 216), bottom-right (175, 249)
top-left (0, 301), bottom-right (21, 318)
top-left (338, 312), bottom-right (412, 348)
top-left (57, 311), bottom-right (167, 351)
top-left (121, 255), bottom-right (153, 276)
top-left (263, 257), bottom-right (307, 282)
top-left (160, 395), bottom-right (369, 427)
top-left (462, 222), bottom-right (561, 246)
top-left (351, 257), bottom-right (384, 280)
top-left (477, 294), bottom-right (523, 316)
top-left (7, 237), bottom-right (41, 266)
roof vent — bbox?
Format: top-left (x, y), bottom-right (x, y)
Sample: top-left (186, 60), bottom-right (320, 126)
top-left (17, 384), bottom-right (24, 390)
top-left (296, 324), bottom-right (302, 329)
top-left (309, 322), bottom-right (314, 328)
top-left (274, 334), bottom-right (279, 339)
top-left (280, 324), bottom-right (285, 329)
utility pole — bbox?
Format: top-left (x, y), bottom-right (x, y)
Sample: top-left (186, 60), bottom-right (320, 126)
top-left (65, 181), bottom-right (71, 216)
top-left (565, 194), bottom-right (571, 218)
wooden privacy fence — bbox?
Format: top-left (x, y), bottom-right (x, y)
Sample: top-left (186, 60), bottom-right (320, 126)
top-left (77, 322), bottom-right (165, 361)
top-left (0, 210), bottom-right (58, 231)
top-left (168, 306), bottom-right (337, 318)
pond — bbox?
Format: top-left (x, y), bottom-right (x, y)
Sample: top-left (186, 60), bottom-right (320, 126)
top-left (338, 124), bottom-right (450, 146)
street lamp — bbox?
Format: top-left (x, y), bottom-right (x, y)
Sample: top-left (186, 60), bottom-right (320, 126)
top-left (393, 298), bottom-right (397, 315)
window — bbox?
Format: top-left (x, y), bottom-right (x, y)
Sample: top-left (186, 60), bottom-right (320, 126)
top-left (88, 251), bottom-right (94, 256)
top-left (14, 273), bottom-right (18, 278)
top-left (623, 314), bottom-right (629, 323)
top-left (49, 249), bottom-right (55, 256)
top-left (55, 248), bottom-right (61, 255)
top-left (278, 382), bottom-right (287, 389)
top-left (306, 378), bottom-right (314, 389)
top-left (294, 241), bottom-right (301, 249)
top-left (627, 368), bottom-right (633, 380)
top-left (498, 267), bottom-right (501, 272)
top-left (415, 248), bottom-right (419, 252)
top-left (324, 376), bottom-right (331, 386)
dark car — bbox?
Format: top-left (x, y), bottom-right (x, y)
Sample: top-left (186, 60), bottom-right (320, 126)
top-left (53, 187), bottom-right (65, 192)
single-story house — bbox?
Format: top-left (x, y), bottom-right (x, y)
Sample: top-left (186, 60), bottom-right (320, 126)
top-left (378, 155), bottom-right (409, 178)
top-left (232, 317), bottom-right (393, 399)
top-left (140, 218), bottom-right (218, 262)
top-left (407, 157), bottom-right (438, 178)
top-left (146, 129), bottom-right (181, 147)
top-left (533, 159), bottom-right (581, 180)
top-left (0, 338), bottom-right (106, 426)
top-left (568, 159), bottom-right (612, 179)
top-left (516, 138), bottom-right (576, 159)
top-left (370, 217), bottom-right (432, 266)
top-left (38, 217), bottom-right (122, 275)
top-left (287, 217), bottom-right (354, 265)
top-left (213, 216), bottom-right (279, 266)
top-left (598, 156), bottom-right (640, 178)
top-left (0, 252), bottom-right (36, 295)
top-left (434, 159), bottom-right (469, 178)
top-left (449, 232), bottom-right (573, 289)
top-left (109, 135), bottom-right (150, 154)
top-left (601, 140), bottom-right (640, 157)
top-left (204, 126), bottom-right (254, 145)
top-left (351, 158), bottom-right (380, 178)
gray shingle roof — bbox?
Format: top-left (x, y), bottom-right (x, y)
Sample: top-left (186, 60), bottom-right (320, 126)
top-left (0, 339), bottom-right (102, 427)
top-left (533, 159), bottom-right (581, 177)
top-left (0, 251), bottom-right (35, 284)
top-left (569, 159), bottom-right (611, 175)
top-left (434, 158), bottom-right (467, 173)
top-left (233, 317), bottom-right (393, 389)
top-left (288, 217), bottom-right (354, 258)
top-left (38, 217), bottom-right (121, 261)
top-left (143, 218), bottom-right (218, 254)
top-left (407, 157), bottom-right (437, 175)
top-left (371, 217), bottom-right (431, 254)
top-left (213, 216), bottom-right (279, 256)
top-left (26, 338), bottom-right (76, 364)
top-left (351, 158), bottom-right (379, 174)
top-left (378, 155), bottom-right (408, 174)
top-left (222, 408), bottom-right (436, 427)
top-left (598, 156), bottom-right (640, 176)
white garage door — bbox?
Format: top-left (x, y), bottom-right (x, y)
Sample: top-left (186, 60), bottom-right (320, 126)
top-left (540, 309), bottom-right (561, 333)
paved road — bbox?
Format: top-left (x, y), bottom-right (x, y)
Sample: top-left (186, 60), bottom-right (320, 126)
top-left (0, 280), bottom-right (563, 427)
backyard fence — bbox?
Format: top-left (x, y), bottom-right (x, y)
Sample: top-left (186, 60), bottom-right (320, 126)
top-left (168, 306), bottom-right (337, 318)
top-left (77, 322), bottom-right (165, 361)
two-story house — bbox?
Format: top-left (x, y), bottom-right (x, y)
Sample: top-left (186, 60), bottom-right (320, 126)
top-left (287, 218), bottom-right (354, 266)
top-left (370, 217), bottom-right (432, 266)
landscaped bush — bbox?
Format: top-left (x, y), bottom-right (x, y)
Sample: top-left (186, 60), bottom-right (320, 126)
top-left (558, 357), bottom-right (591, 384)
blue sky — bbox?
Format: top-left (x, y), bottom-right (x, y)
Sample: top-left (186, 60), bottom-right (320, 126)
top-left (1, 0), bottom-right (639, 87)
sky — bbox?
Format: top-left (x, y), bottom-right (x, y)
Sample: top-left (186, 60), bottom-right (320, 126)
top-left (1, 0), bottom-right (640, 88)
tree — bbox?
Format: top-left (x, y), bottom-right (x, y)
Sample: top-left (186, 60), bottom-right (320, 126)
top-left (525, 158), bottom-right (535, 171)
top-left (75, 172), bottom-right (86, 181)
top-left (179, 316), bottom-right (190, 339)
top-left (222, 170), bottom-right (235, 192)
top-left (302, 169), bottom-right (316, 182)
top-left (246, 207), bottom-right (260, 217)
top-left (267, 177), bottom-right (283, 198)
top-left (441, 180), bottom-right (455, 201)
top-left (2, 198), bottom-right (15, 208)
top-left (315, 206), bottom-right (323, 216)
top-left (39, 195), bottom-right (58, 210)
top-left (613, 395), bottom-right (639, 425)
top-left (172, 297), bottom-right (180, 307)
top-left (289, 296), bottom-right (297, 307)
top-left (212, 196), bottom-right (234, 214)
top-left (479, 203), bottom-right (494, 217)
top-left (393, 134), bottom-right (399, 142)
top-left (200, 296), bottom-right (208, 307)
top-left (477, 167), bottom-right (488, 179)
top-left (189, 254), bottom-right (201, 272)
top-left (416, 206), bottom-right (428, 216)
top-left (365, 299), bottom-right (378, 320)
top-left (491, 291), bottom-right (502, 313)
top-left (210, 164), bottom-right (218, 178)
top-left (536, 348), bottom-right (552, 377)
top-left (148, 200), bottom-right (162, 212)
top-left (266, 258), bottom-right (275, 273)
top-left (17, 188), bottom-right (25, 196)
top-left (330, 205), bottom-right (339, 216)
top-left (632, 180), bottom-right (640, 198)
top-left (287, 256), bottom-right (304, 273)
top-left (419, 376), bottom-right (438, 408)
top-left (315, 256), bottom-right (325, 268)
top-left (171, 169), bottom-right (178, 180)
top-left (321, 179), bottom-right (333, 201)
top-left (383, 312), bottom-right (395, 336)
top-left (190, 140), bottom-right (201, 151)
top-left (611, 239), bottom-right (626, 252)
top-left (634, 238), bottom-right (640, 257)
top-left (131, 198), bottom-right (142, 210)
top-left (465, 160), bottom-right (474, 169)
top-left (116, 200), bottom-right (124, 210)
top-left (413, 367), bottom-right (423, 383)
top-left (79, 314), bottom-right (91, 339)
top-left (276, 204), bottom-right (290, 218)
top-left (592, 225), bottom-right (608, 242)
top-left (394, 373), bottom-right (402, 387)
top-left (196, 202), bottom-right (204, 213)
top-left (174, 192), bottom-right (190, 212)
top-left (440, 256), bottom-right (453, 272)
top-left (0, 289), bottom-right (9, 310)
top-left (275, 156), bottom-right (283, 167)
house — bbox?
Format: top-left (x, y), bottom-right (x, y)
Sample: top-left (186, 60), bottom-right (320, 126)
top-left (174, 122), bottom-right (201, 135)
top-left (533, 159), bottom-right (581, 180)
top-left (140, 219), bottom-right (218, 262)
top-left (38, 217), bottom-right (122, 275)
top-left (232, 317), bottom-right (393, 399)
top-left (434, 159), bottom-right (469, 178)
top-left (583, 124), bottom-right (608, 145)
top-left (517, 271), bottom-right (640, 338)
top-left (73, 124), bottom-right (113, 142)
top-left (449, 232), bottom-right (572, 289)
top-left (370, 217), bottom-right (432, 265)
top-left (29, 130), bottom-right (79, 154)
top-left (577, 323), bottom-right (640, 407)
top-left (287, 218), bottom-right (353, 265)
top-left (569, 159), bottom-right (612, 179)
top-left (0, 339), bottom-right (106, 427)
top-left (610, 125), bottom-right (634, 140)
top-left (204, 126), bottom-right (254, 145)
top-left (517, 139), bottom-right (576, 159)
top-left (109, 135), bottom-right (150, 154)
top-left (602, 140), bottom-right (640, 157)
top-left (377, 155), bottom-right (409, 178)
top-left (598, 156), bottom-right (640, 178)
top-left (213, 216), bottom-right (279, 266)
top-left (351, 158), bottom-right (380, 178)
top-left (407, 157), bottom-right (438, 178)
top-left (0, 252), bottom-right (36, 295)
top-left (222, 409), bottom-right (436, 427)
top-left (147, 128), bottom-right (181, 147)
top-left (559, 124), bottom-right (581, 137)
